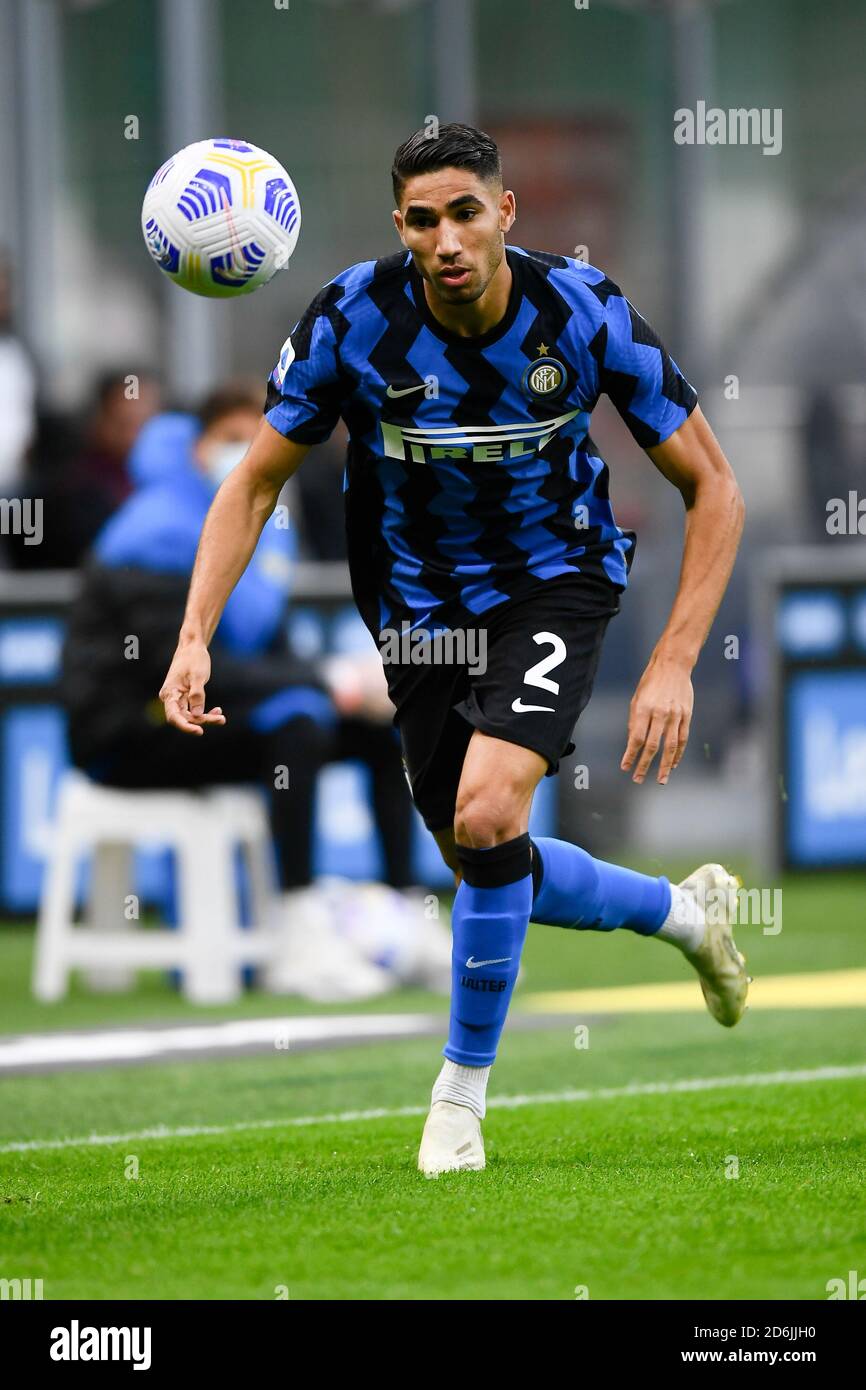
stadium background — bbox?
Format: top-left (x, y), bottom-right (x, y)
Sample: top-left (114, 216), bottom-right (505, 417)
top-left (1, 0), bottom-right (865, 893)
top-left (0, 0), bottom-right (864, 1305)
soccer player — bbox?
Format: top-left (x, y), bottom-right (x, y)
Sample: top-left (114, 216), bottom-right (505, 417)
top-left (160, 123), bottom-right (749, 1176)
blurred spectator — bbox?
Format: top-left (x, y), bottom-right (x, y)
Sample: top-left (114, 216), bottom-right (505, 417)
top-left (50, 369), bottom-right (161, 563)
top-left (0, 250), bottom-right (38, 568)
top-left (0, 250), bottom-right (36, 493)
top-left (62, 383), bottom-right (437, 1000)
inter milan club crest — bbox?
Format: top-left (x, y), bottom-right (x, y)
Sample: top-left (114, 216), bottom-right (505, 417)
top-left (522, 355), bottom-right (566, 400)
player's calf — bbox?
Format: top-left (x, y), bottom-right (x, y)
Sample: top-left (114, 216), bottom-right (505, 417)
top-left (419, 829), bottom-right (534, 1176)
top-left (528, 838), bottom-right (750, 1025)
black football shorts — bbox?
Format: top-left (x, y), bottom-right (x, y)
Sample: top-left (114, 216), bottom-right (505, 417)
top-left (387, 575), bottom-right (621, 831)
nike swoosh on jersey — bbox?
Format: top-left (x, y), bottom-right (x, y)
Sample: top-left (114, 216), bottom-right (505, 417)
top-left (465, 955), bottom-right (512, 968)
top-left (385, 383), bottom-right (426, 398)
top-left (511, 698), bottom-right (555, 713)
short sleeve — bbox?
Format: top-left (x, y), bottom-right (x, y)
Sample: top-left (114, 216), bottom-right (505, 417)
top-left (587, 282), bottom-right (697, 448)
top-left (264, 285), bottom-right (350, 445)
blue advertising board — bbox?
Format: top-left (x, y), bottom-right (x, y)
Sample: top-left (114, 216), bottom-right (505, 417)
top-left (785, 670), bottom-right (866, 865)
top-left (768, 567), bottom-right (866, 870)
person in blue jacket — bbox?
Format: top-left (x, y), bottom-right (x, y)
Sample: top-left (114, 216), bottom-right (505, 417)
top-left (62, 382), bottom-right (413, 1000)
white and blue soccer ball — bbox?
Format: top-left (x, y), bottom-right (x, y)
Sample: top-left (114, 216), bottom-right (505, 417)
top-left (141, 138), bottom-right (301, 298)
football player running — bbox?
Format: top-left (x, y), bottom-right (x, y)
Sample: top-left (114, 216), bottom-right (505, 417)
top-left (160, 124), bottom-right (748, 1177)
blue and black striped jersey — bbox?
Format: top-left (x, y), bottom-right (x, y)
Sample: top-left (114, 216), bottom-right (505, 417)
top-left (265, 245), bottom-right (697, 636)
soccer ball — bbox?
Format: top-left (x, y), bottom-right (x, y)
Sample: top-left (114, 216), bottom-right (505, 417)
top-left (141, 137), bottom-right (301, 298)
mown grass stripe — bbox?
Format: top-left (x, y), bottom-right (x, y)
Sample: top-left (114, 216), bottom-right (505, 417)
top-left (2, 1062), bottom-right (864, 1155)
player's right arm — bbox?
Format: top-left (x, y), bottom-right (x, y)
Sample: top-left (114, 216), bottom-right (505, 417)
top-left (160, 420), bottom-right (309, 734)
top-left (162, 277), bottom-right (350, 733)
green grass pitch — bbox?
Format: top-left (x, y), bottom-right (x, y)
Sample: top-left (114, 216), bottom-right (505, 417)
top-left (1, 867), bottom-right (864, 1300)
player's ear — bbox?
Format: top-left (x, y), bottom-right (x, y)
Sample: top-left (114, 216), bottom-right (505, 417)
top-left (392, 208), bottom-right (407, 246)
top-left (499, 189), bottom-right (516, 234)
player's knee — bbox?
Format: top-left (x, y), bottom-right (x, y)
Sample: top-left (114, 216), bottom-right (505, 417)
top-left (453, 788), bottom-right (521, 849)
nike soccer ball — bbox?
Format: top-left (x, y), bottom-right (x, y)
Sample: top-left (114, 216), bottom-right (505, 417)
top-left (141, 138), bottom-right (301, 298)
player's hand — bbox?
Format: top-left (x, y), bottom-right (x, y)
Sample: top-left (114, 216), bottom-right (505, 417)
top-left (621, 652), bottom-right (694, 784)
top-left (159, 640), bottom-right (226, 736)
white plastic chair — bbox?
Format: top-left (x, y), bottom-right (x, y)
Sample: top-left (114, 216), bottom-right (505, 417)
top-left (33, 771), bottom-right (278, 1004)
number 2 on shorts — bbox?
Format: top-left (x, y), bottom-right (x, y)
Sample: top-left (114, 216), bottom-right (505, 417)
top-left (511, 631), bottom-right (566, 713)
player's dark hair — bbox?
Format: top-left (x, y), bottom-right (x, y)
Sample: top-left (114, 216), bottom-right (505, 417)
top-left (391, 123), bottom-right (502, 204)
top-left (197, 381), bottom-right (263, 432)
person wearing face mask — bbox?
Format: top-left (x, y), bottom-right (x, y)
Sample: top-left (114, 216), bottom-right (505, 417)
top-left (61, 382), bottom-right (424, 1002)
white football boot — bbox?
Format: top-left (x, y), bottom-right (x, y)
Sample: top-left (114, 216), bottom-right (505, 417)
top-left (678, 863), bottom-right (751, 1027)
top-left (417, 1101), bottom-right (486, 1177)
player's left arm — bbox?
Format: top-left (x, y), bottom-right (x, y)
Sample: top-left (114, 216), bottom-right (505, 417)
top-left (620, 405), bottom-right (745, 784)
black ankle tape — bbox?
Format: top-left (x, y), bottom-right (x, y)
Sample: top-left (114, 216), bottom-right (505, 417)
top-left (457, 832), bottom-right (532, 888)
top-left (529, 839), bottom-right (544, 899)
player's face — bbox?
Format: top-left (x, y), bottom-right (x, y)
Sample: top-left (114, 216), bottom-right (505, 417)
top-left (394, 169), bottom-right (516, 306)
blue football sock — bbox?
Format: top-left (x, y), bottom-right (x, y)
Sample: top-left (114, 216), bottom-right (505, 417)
top-left (529, 836), bottom-right (670, 936)
top-left (444, 833), bottom-right (533, 1068)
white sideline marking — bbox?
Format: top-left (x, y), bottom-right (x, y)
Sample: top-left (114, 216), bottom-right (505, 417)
top-left (0, 1014), bottom-right (437, 1070)
top-left (2, 1062), bottom-right (864, 1156)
